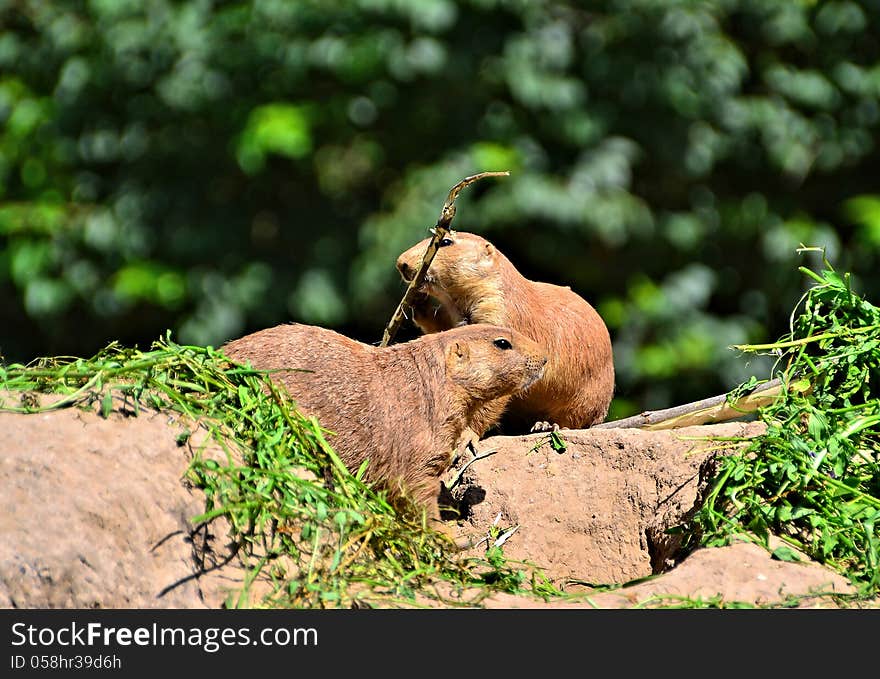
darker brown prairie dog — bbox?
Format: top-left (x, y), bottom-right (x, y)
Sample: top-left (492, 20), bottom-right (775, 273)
top-left (396, 231), bottom-right (614, 431)
top-left (222, 322), bottom-right (547, 525)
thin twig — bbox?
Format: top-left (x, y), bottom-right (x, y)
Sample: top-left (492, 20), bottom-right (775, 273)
top-left (379, 171), bottom-right (510, 347)
top-left (447, 447), bottom-right (498, 490)
top-left (731, 324), bottom-right (880, 352)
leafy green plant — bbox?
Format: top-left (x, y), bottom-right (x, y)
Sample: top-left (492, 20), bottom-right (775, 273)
top-left (528, 430), bottom-right (568, 455)
top-left (694, 252), bottom-right (880, 597)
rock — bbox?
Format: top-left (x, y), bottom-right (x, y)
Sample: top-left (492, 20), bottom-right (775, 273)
top-left (0, 403), bottom-right (240, 608)
top-left (481, 540), bottom-right (854, 608)
top-left (451, 422), bottom-right (766, 584)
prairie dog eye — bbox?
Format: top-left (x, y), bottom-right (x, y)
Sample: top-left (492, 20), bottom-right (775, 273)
top-left (493, 338), bottom-right (513, 350)
top-left (439, 237), bottom-right (454, 247)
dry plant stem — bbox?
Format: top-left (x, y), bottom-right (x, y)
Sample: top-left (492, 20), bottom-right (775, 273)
top-left (493, 525), bottom-right (519, 548)
top-left (447, 446), bottom-right (498, 491)
top-left (595, 378), bottom-right (793, 430)
top-left (379, 171), bottom-right (510, 347)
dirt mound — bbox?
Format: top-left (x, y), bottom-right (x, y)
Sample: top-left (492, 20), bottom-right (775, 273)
top-left (0, 403), bottom-right (858, 608)
top-left (0, 401), bottom-right (241, 609)
top-left (482, 540), bottom-right (853, 608)
top-left (452, 423), bottom-right (762, 585)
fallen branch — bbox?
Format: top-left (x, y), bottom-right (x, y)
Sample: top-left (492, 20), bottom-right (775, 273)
top-left (594, 377), bottom-right (810, 430)
top-left (379, 171), bottom-right (510, 347)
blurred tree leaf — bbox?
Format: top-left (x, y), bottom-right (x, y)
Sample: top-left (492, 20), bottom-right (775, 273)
top-left (1, 0), bottom-right (879, 418)
top-left (236, 103), bottom-right (313, 174)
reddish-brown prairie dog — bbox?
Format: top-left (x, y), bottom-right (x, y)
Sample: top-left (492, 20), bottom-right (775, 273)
top-left (396, 231), bottom-right (614, 432)
top-left (222, 322), bottom-right (547, 524)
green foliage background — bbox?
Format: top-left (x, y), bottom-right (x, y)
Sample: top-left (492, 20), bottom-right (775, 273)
top-left (2, 0), bottom-right (880, 418)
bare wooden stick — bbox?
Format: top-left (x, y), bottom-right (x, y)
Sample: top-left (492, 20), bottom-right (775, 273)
top-left (379, 171), bottom-right (510, 347)
top-left (593, 377), bottom-right (810, 430)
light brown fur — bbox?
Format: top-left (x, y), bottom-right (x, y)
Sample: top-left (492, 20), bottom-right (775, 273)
top-left (222, 322), bottom-right (546, 523)
top-left (396, 231), bottom-right (614, 432)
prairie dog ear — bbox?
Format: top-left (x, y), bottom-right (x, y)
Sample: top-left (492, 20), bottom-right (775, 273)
top-left (447, 340), bottom-right (470, 362)
top-left (484, 242), bottom-right (495, 258)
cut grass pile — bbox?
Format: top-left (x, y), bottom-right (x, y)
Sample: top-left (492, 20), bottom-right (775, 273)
top-left (694, 254), bottom-right (880, 599)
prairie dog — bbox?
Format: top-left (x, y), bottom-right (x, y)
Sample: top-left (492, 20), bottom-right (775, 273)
top-left (396, 231), bottom-right (613, 431)
top-left (222, 322), bottom-right (547, 522)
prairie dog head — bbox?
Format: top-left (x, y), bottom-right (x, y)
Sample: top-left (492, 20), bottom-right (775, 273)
top-left (440, 324), bottom-right (547, 401)
top-left (396, 231), bottom-right (501, 300)
top-left (396, 232), bottom-right (507, 330)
